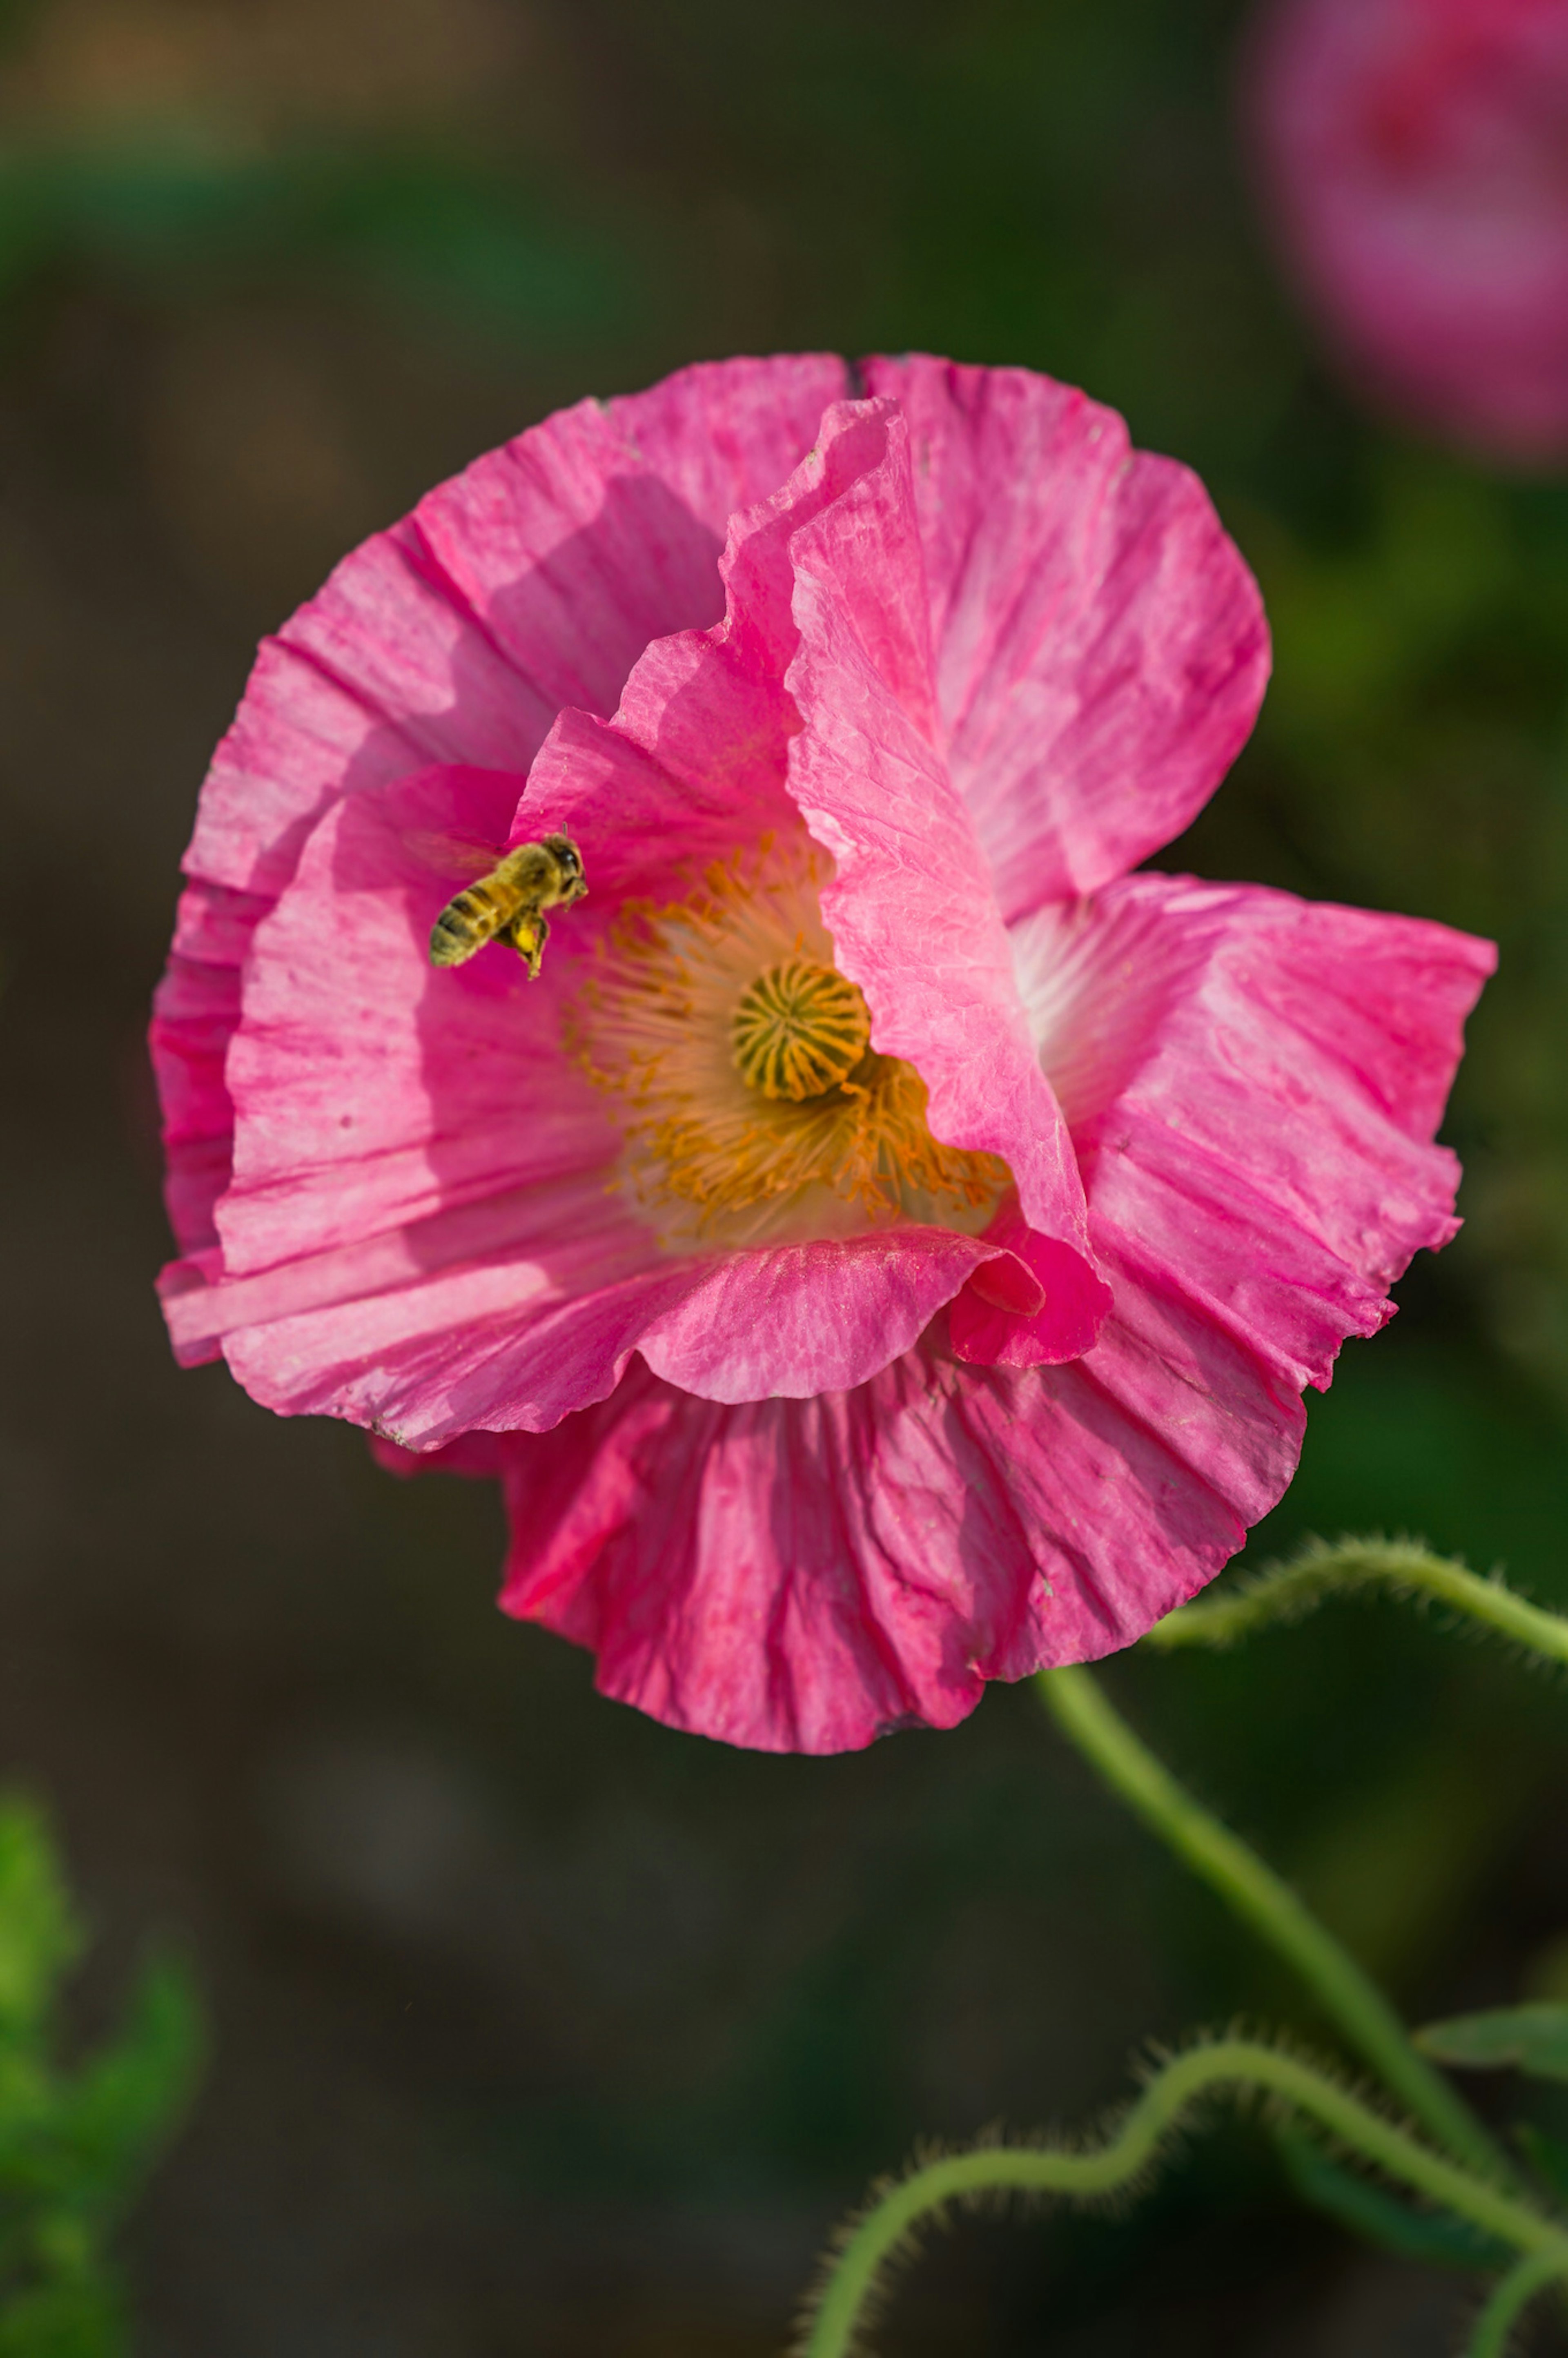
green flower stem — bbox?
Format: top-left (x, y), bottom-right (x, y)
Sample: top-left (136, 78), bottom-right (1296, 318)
top-left (1464, 2251), bottom-right (1567, 2358)
top-left (798, 2039), bottom-right (1568, 2358)
top-left (1036, 1665), bottom-right (1512, 2186)
top-left (1143, 1539), bottom-right (1568, 1665)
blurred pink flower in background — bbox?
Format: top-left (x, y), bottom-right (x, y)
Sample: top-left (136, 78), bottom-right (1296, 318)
top-left (1246, 0), bottom-right (1568, 462)
top-left (151, 355), bottom-right (1492, 1752)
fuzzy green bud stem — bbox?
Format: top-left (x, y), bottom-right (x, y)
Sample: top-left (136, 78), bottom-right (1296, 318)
top-left (1036, 1664), bottom-right (1510, 2185)
top-left (1143, 1538), bottom-right (1568, 1666)
top-left (797, 2039), bottom-right (1568, 2358)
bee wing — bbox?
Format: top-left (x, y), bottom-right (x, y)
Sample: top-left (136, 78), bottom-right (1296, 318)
top-left (401, 830), bottom-right (503, 885)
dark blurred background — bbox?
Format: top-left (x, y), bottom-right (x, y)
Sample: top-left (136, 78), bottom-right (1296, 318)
top-left (3, 0), bottom-right (1568, 2349)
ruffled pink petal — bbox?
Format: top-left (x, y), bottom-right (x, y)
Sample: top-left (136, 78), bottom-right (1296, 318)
top-left (775, 399), bottom-right (1111, 1352)
top-left (152, 356), bottom-right (848, 1257)
top-left (198, 1212), bottom-right (1016, 1445)
top-left (1012, 871), bottom-right (1497, 1386)
top-left (470, 1293), bottom-right (1292, 1752)
top-left (516, 395), bottom-right (898, 897)
top-left (635, 1229), bottom-right (1009, 1401)
top-left (597, 354), bottom-right (854, 558)
top-left (372, 1429), bottom-right (510, 1480)
top-left (860, 354), bottom-right (1271, 918)
top-left (514, 650), bottom-right (798, 906)
top-left (217, 1235), bottom-right (1014, 1433)
top-left (225, 1250), bottom-right (695, 1446)
top-left (948, 1199), bottom-right (1111, 1368)
top-left (163, 1174), bottom-right (653, 1376)
top-left (149, 878), bottom-right (264, 1264)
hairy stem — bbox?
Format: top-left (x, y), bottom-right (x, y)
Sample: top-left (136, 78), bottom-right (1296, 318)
top-left (797, 2039), bottom-right (1568, 2358)
top-left (1143, 1539), bottom-right (1568, 1665)
top-left (1036, 1665), bottom-right (1511, 2186)
top-left (1464, 2251), bottom-right (1568, 2358)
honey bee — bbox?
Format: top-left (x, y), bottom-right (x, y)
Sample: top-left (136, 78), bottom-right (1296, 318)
top-left (422, 834), bottom-right (587, 978)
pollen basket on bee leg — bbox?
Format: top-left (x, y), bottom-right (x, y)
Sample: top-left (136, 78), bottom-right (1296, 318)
top-left (504, 912), bottom-right (549, 978)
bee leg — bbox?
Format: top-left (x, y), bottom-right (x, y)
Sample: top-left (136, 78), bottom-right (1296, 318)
top-left (504, 912), bottom-right (549, 978)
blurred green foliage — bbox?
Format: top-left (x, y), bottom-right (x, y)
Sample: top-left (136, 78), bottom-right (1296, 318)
top-left (1416, 2002), bottom-right (1568, 2082)
top-left (1275, 2126), bottom-right (1513, 2276)
top-left (0, 1799), bottom-right (200, 2357)
top-left (0, 133), bottom-right (635, 337)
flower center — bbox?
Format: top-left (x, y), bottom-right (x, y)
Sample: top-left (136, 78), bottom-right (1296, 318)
top-left (568, 838), bottom-right (1008, 1249)
top-left (731, 956), bottom-right (872, 1101)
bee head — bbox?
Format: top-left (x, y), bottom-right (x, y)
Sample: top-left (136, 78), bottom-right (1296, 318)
top-left (544, 835), bottom-right (588, 902)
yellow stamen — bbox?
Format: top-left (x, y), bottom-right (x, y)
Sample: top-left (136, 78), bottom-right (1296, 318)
top-left (567, 838), bottom-right (1008, 1249)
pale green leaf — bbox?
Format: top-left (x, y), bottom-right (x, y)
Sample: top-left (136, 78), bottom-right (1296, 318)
top-left (1414, 2004), bottom-right (1568, 2080)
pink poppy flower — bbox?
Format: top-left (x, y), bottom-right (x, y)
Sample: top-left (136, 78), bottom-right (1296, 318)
top-left (1246, 0), bottom-right (1568, 462)
top-left (151, 354), bottom-right (1492, 1753)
